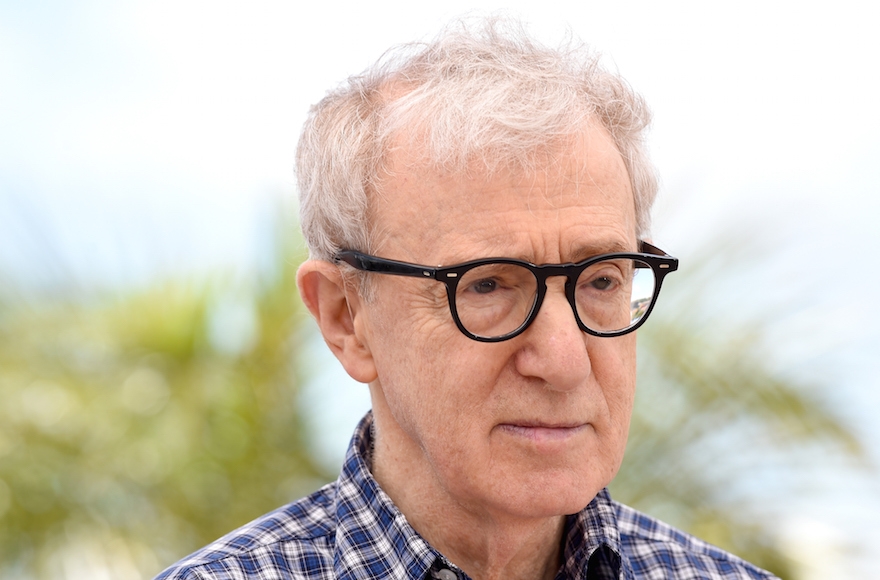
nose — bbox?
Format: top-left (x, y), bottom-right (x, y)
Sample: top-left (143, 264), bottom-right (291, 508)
top-left (513, 279), bottom-right (591, 391)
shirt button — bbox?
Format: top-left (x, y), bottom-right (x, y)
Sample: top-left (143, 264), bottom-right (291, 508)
top-left (435, 568), bottom-right (457, 580)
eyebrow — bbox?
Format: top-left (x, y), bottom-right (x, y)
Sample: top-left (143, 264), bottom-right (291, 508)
top-left (567, 241), bottom-right (638, 262)
top-left (438, 240), bottom-right (639, 267)
top-left (431, 240), bottom-right (639, 268)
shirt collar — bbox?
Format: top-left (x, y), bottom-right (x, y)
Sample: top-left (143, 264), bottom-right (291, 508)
top-left (333, 413), bottom-right (631, 580)
top-left (559, 489), bottom-right (634, 580)
top-left (333, 413), bottom-right (439, 580)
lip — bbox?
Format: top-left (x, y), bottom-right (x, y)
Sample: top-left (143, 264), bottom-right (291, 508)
top-left (497, 422), bottom-right (588, 443)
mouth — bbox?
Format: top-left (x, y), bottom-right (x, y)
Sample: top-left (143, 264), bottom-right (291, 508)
top-left (497, 421), bottom-right (588, 443)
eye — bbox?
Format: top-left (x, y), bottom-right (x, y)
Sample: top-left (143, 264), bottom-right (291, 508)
top-left (470, 278), bottom-right (498, 294)
top-left (590, 277), bottom-right (615, 291)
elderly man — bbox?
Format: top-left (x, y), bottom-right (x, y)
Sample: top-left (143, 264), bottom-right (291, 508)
top-left (156, 20), bottom-right (777, 580)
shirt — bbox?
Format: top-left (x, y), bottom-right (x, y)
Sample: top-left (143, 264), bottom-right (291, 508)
top-left (155, 413), bottom-right (779, 580)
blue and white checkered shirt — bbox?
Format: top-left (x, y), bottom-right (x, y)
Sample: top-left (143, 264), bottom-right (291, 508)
top-left (155, 413), bottom-right (778, 580)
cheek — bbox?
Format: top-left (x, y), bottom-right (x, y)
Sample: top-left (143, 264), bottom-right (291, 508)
top-left (599, 331), bottom-right (637, 388)
top-left (593, 335), bottom-right (637, 440)
top-left (365, 291), bottom-right (468, 428)
top-left (374, 277), bottom-right (454, 340)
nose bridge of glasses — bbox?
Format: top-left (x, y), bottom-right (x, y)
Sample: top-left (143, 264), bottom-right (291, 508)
top-left (533, 263), bottom-right (580, 284)
top-left (530, 265), bottom-right (583, 325)
top-left (536, 265), bottom-right (587, 313)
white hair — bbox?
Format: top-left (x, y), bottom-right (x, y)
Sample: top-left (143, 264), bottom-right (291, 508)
top-left (296, 18), bottom-right (658, 261)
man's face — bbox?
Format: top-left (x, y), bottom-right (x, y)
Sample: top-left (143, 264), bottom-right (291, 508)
top-left (359, 123), bottom-right (638, 520)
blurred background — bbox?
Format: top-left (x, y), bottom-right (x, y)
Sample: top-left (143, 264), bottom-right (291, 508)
top-left (1, 0), bottom-right (878, 578)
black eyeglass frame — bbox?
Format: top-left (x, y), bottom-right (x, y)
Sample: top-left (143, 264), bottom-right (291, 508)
top-left (335, 241), bottom-right (679, 342)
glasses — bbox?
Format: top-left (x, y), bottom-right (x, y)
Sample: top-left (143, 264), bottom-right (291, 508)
top-left (335, 241), bottom-right (678, 342)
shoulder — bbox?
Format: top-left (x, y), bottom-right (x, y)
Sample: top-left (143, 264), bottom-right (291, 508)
top-left (612, 501), bottom-right (780, 580)
top-left (154, 482), bottom-right (338, 580)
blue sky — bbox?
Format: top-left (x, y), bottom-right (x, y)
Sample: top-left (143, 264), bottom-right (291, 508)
top-left (2, 0), bottom-right (879, 576)
top-left (3, 0), bottom-right (878, 292)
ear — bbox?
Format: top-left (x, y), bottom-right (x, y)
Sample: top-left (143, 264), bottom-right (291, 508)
top-left (297, 260), bottom-right (378, 384)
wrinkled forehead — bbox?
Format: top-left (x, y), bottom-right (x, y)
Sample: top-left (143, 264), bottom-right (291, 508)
top-left (375, 117), bottom-right (630, 197)
top-left (368, 121), bottom-right (636, 257)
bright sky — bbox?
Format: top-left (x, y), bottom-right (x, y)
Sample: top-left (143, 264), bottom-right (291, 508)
top-left (2, 0), bottom-right (879, 575)
top-left (2, 0), bottom-right (878, 288)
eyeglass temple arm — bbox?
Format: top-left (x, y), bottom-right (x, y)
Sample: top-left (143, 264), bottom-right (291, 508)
top-left (335, 251), bottom-right (437, 279)
top-left (637, 241), bottom-right (679, 274)
top-left (639, 241), bottom-right (665, 256)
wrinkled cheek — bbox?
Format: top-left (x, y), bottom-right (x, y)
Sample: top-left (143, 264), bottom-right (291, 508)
top-left (371, 349), bottom-right (451, 455)
top-left (610, 415), bottom-right (632, 474)
top-left (596, 336), bottom-right (637, 476)
top-left (593, 335), bottom-right (637, 407)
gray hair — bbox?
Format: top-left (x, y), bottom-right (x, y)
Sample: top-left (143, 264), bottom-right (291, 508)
top-left (296, 18), bottom-right (658, 261)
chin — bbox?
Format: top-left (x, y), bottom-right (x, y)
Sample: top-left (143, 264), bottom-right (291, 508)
top-left (496, 473), bottom-right (606, 519)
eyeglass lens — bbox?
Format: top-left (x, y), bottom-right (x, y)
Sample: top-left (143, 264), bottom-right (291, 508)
top-left (453, 258), bottom-right (656, 339)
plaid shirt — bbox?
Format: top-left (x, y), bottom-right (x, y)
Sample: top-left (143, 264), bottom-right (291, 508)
top-left (155, 414), bottom-right (778, 580)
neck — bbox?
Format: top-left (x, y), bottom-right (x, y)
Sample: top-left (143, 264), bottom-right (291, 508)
top-left (369, 410), bottom-right (566, 580)
top-left (421, 511), bottom-right (565, 580)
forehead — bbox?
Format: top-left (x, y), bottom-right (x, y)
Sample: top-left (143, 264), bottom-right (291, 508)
top-left (371, 123), bottom-right (636, 263)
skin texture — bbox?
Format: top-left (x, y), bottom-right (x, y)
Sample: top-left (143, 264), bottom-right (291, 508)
top-left (297, 123), bottom-right (638, 580)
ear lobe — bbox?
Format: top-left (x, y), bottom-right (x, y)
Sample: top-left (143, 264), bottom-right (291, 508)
top-left (296, 260), bottom-right (378, 384)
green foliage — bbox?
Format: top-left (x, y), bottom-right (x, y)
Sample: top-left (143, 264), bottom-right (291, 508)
top-left (0, 225), bottom-right (332, 577)
top-left (611, 241), bottom-right (867, 579)
top-left (0, 225), bottom-right (868, 579)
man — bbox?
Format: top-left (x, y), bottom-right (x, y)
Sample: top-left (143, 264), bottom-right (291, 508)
top-left (156, 19), bottom-right (778, 580)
